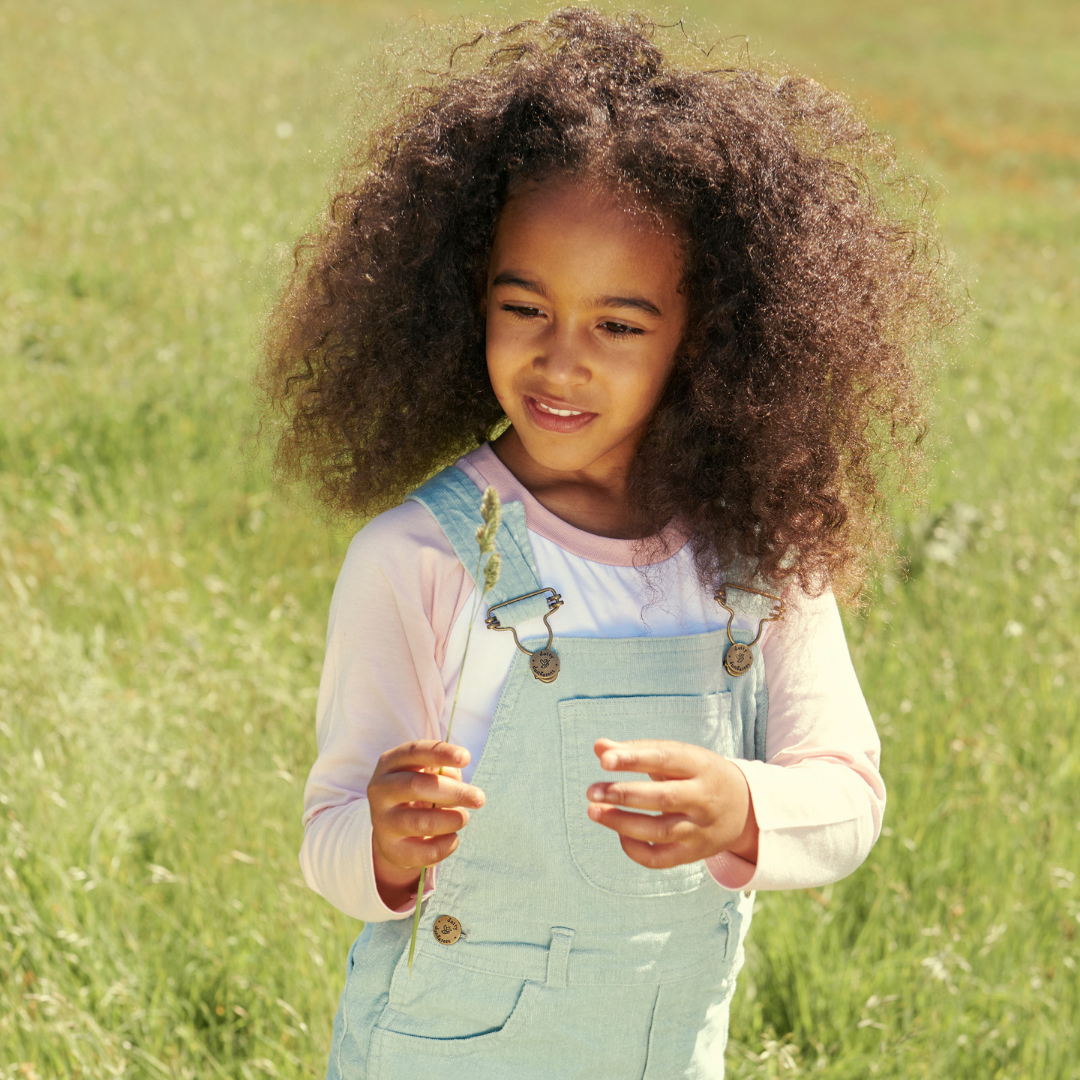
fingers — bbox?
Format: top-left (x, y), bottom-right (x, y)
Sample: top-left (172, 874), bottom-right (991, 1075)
top-left (587, 803), bottom-right (696, 844)
top-left (586, 803), bottom-right (700, 868)
top-left (593, 738), bottom-right (702, 780)
top-left (372, 800), bottom-right (472, 872)
top-left (375, 739), bottom-right (470, 777)
top-left (385, 804), bottom-right (471, 840)
top-left (387, 832), bottom-right (461, 870)
top-left (586, 778), bottom-right (691, 816)
top-left (588, 805), bottom-right (700, 869)
top-left (586, 742), bottom-right (750, 868)
top-left (618, 835), bottom-right (693, 870)
top-left (375, 767), bottom-right (484, 810)
top-left (368, 739), bottom-right (486, 873)
top-left (368, 739), bottom-right (485, 814)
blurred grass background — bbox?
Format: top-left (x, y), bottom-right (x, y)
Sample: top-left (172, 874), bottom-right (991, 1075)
top-left (0, 0), bottom-right (1077, 1076)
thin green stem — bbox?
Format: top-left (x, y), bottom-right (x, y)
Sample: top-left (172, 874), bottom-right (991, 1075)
top-left (407, 865), bottom-right (426, 972)
top-left (445, 551), bottom-right (486, 746)
top-left (408, 550), bottom-right (486, 973)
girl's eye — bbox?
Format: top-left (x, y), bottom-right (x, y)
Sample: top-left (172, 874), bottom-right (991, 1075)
top-left (502, 304), bottom-right (543, 320)
top-left (600, 321), bottom-right (643, 338)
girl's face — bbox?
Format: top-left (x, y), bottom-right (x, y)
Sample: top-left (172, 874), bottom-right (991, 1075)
top-left (485, 177), bottom-right (687, 481)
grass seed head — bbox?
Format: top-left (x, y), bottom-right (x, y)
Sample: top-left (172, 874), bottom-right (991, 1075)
top-left (483, 551), bottom-right (502, 594)
top-left (476, 486), bottom-right (502, 553)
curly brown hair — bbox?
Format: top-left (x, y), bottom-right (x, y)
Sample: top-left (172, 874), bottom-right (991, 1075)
top-left (260, 7), bottom-right (957, 599)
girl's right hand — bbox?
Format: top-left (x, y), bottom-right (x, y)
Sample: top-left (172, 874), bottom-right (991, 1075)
top-left (367, 740), bottom-right (485, 910)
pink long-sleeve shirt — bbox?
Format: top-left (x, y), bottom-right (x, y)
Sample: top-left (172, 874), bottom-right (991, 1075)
top-left (301, 445), bottom-right (885, 922)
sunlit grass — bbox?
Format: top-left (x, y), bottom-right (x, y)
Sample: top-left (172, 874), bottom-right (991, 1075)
top-left (1, 0), bottom-right (1077, 1076)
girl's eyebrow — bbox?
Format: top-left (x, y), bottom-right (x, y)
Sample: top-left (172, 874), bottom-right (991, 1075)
top-left (492, 272), bottom-right (662, 318)
top-left (592, 294), bottom-right (662, 318)
top-left (491, 271), bottom-right (547, 295)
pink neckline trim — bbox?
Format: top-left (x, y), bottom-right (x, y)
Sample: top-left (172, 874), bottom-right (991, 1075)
top-left (455, 444), bottom-right (690, 568)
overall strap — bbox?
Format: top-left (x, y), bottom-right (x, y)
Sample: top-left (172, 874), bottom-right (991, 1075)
top-left (405, 465), bottom-right (554, 626)
top-left (716, 567), bottom-right (776, 764)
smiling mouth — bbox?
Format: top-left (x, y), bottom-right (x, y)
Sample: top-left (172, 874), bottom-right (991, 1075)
top-left (523, 395), bottom-right (597, 433)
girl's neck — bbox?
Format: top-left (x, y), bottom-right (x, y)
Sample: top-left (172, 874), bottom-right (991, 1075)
top-left (491, 428), bottom-right (647, 540)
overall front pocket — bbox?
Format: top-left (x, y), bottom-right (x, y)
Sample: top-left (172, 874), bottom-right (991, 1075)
top-left (371, 954), bottom-right (543, 1078)
top-left (559, 692), bottom-right (736, 896)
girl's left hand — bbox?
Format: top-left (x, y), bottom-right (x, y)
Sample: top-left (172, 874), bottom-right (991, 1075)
top-left (586, 739), bottom-right (759, 868)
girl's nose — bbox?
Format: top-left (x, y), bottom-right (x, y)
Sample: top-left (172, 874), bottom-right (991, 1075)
top-left (533, 322), bottom-right (590, 385)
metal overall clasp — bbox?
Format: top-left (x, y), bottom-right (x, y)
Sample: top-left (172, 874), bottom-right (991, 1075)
top-left (714, 583), bottom-right (785, 676)
top-left (485, 587), bottom-right (564, 683)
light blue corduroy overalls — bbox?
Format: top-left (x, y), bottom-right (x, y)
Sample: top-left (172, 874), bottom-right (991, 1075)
top-left (326, 465), bottom-right (768, 1080)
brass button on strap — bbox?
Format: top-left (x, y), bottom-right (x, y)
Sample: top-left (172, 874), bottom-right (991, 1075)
top-left (432, 914), bottom-right (462, 945)
top-left (724, 642), bottom-right (754, 676)
top-left (529, 648), bottom-right (560, 682)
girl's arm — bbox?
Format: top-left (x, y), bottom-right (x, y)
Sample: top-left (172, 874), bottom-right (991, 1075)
top-left (300, 501), bottom-right (474, 922)
top-left (707, 587), bottom-right (886, 891)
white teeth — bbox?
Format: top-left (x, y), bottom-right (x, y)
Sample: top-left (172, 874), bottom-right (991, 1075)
top-left (535, 400), bottom-right (583, 417)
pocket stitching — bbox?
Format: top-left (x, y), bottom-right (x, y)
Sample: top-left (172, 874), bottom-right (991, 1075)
top-left (372, 979), bottom-right (543, 1060)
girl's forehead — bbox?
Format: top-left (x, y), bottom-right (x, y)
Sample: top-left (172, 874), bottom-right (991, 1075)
top-left (490, 177), bottom-right (683, 280)
top-left (499, 174), bottom-right (672, 237)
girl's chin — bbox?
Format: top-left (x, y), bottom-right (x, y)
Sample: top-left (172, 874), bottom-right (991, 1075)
top-left (509, 430), bottom-right (619, 477)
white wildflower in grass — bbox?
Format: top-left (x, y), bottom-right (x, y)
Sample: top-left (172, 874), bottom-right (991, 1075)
top-left (408, 487), bottom-right (501, 973)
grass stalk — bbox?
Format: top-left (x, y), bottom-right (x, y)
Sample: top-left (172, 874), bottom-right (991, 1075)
top-left (407, 490), bottom-right (501, 973)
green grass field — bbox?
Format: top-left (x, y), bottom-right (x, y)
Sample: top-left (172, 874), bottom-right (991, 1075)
top-left (1, 0), bottom-right (1077, 1076)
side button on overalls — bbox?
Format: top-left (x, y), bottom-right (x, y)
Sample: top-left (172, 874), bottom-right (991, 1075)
top-left (327, 465), bottom-right (768, 1080)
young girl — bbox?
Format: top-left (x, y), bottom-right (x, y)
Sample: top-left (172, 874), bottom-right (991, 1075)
top-left (261, 10), bottom-right (949, 1078)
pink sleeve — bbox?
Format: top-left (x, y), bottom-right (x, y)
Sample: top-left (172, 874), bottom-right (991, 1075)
top-left (299, 500), bottom-right (474, 922)
top-left (706, 589), bottom-right (885, 892)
